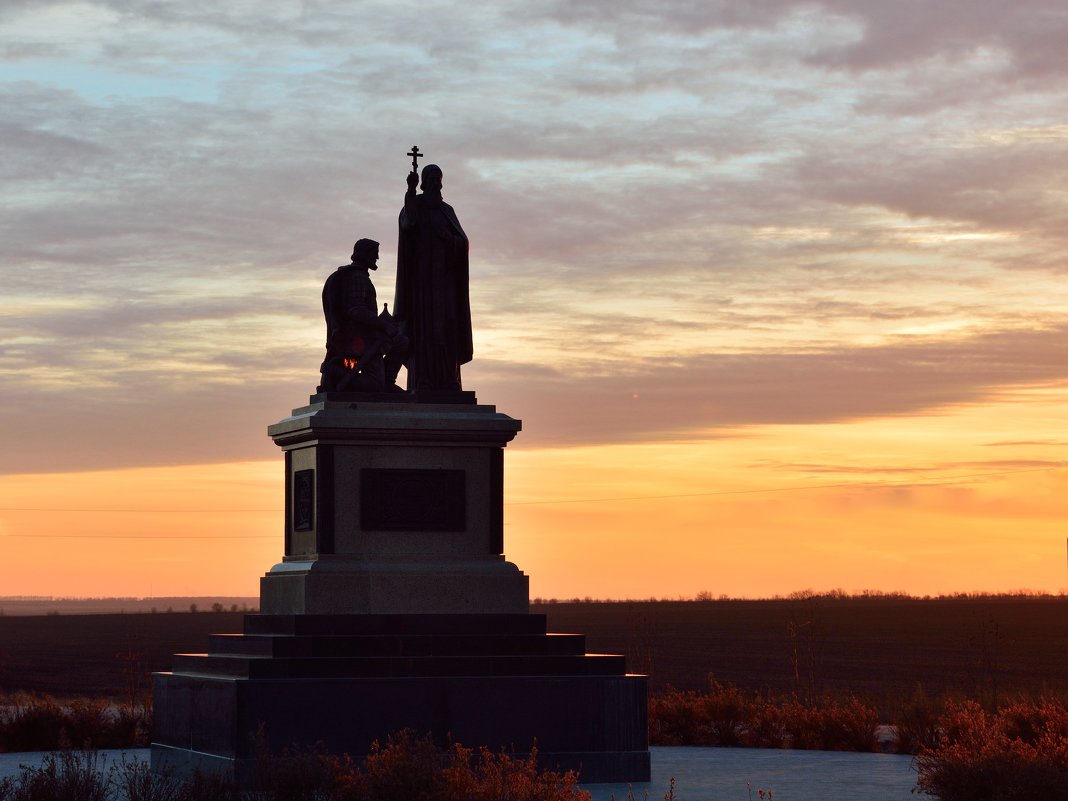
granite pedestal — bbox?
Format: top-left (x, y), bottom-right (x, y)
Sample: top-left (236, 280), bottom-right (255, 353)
top-left (151, 395), bottom-right (650, 782)
top-left (260, 396), bottom-right (528, 615)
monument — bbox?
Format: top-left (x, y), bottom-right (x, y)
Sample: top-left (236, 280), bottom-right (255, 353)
top-left (150, 148), bottom-right (650, 783)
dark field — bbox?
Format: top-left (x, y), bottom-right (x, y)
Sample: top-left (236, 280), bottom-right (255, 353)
top-left (537, 597), bottom-right (1068, 714)
top-left (0, 598), bottom-right (1065, 715)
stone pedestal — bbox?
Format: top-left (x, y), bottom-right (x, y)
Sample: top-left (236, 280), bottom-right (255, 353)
top-left (260, 396), bottom-right (528, 615)
top-left (151, 394), bottom-right (650, 783)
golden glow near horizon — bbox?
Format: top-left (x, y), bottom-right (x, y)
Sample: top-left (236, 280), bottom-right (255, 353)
top-left (0, 463), bottom-right (280, 598)
top-left (2, 387), bottom-right (1065, 599)
top-left (3, 2), bottom-right (1068, 599)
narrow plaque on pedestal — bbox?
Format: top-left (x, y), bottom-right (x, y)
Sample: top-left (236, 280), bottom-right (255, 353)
top-left (294, 470), bottom-right (314, 532)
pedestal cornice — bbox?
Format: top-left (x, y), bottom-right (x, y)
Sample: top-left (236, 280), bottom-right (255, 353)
top-left (268, 401), bottom-right (522, 449)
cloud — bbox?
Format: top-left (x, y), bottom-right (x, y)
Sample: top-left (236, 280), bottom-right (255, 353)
top-left (808, 0), bottom-right (1068, 80)
top-left (788, 136), bottom-right (1068, 239)
top-left (750, 459), bottom-right (1060, 476)
top-left (3, 0), bottom-right (1068, 478)
top-left (2, 322), bottom-right (1066, 475)
top-left (472, 324), bottom-right (1068, 445)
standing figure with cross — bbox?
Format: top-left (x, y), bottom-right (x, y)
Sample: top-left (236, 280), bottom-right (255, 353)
top-left (393, 147), bottom-right (473, 395)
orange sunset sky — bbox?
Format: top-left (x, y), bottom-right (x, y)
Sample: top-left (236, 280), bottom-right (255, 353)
top-left (2, 1), bottom-right (1067, 599)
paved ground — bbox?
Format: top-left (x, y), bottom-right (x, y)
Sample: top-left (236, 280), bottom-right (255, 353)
top-left (587, 746), bottom-right (917, 801)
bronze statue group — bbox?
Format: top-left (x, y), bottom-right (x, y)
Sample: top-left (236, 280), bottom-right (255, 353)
top-left (318, 154), bottom-right (472, 397)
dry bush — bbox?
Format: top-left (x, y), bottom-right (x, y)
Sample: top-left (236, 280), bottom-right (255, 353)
top-left (180, 770), bottom-right (243, 801)
top-left (650, 682), bottom-right (879, 752)
top-left (250, 742), bottom-right (363, 801)
top-left (114, 758), bottom-right (243, 801)
top-left (748, 702), bottom-right (788, 749)
top-left (5, 751), bottom-right (110, 801)
top-left (360, 731), bottom-right (589, 801)
top-left (0, 730), bottom-right (591, 801)
top-left (776, 700), bottom-right (833, 750)
top-left (0, 695), bottom-right (68, 752)
top-left (441, 743), bottom-right (588, 801)
top-left (649, 689), bottom-right (709, 745)
top-left (64, 698), bottom-right (112, 749)
top-left (0, 692), bottom-right (151, 752)
top-left (893, 685), bottom-right (942, 754)
top-left (358, 731), bottom-right (446, 801)
top-left (777, 696), bottom-right (878, 752)
top-left (201, 731), bottom-right (587, 801)
top-left (115, 759), bottom-right (188, 801)
top-left (821, 697), bottom-right (879, 752)
top-left (700, 678), bottom-right (751, 747)
top-left (915, 699), bottom-right (1068, 801)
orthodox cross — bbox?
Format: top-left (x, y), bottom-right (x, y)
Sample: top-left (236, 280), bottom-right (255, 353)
top-left (407, 145), bottom-right (423, 173)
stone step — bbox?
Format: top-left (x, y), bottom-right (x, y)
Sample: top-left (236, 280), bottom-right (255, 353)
top-left (244, 613), bottom-right (548, 637)
top-left (169, 652), bottom-right (628, 679)
top-left (207, 632), bottom-right (587, 658)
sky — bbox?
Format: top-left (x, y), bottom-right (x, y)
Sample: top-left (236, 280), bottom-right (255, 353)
top-left (2, 0), bottom-right (1067, 599)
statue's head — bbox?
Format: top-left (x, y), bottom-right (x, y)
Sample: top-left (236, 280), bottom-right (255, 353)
top-left (420, 164), bottom-right (443, 195)
top-left (351, 238), bottom-right (380, 270)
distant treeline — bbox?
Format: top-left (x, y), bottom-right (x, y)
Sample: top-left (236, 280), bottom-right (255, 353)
top-left (533, 589), bottom-right (1068, 604)
top-left (0, 597), bottom-right (259, 616)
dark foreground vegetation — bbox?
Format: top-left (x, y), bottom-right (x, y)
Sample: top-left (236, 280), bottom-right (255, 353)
top-left (0, 732), bottom-right (592, 801)
top-left (1, 702), bottom-right (1065, 801)
top-left (915, 699), bottom-right (1068, 801)
top-left (0, 694), bottom-right (150, 753)
top-left (647, 680), bottom-right (1068, 799)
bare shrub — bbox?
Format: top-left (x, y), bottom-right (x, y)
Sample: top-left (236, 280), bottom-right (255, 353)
top-left (0, 692), bottom-right (151, 752)
top-left (113, 758), bottom-right (186, 801)
top-left (650, 682), bottom-right (878, 751)
top-left (0, 695), bottom-right (68, 752)
top-left (181, 770), bottom-right (242, 801)
top-left (7, 751), bottom-right (110, 801)
top-left (648, 689), bottom-right (708, 745)
top-left (0, 732), bottom-right (591, 801)
top-left (894, 685), bottom-right (942, 754)
top-left (249, 741), bottom-right (362, 801)
top-left (441, 742), bottom-right (589, 801)
top-left (64, 698), bottom-right (111, 749)
top-left (915, 699), bottom-right (1068, 801)
top-left (701, 677), bottom-right (750, 746)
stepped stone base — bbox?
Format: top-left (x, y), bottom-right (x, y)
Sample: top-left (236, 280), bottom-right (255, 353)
top-left (151, 614), bottom-right (650, 783)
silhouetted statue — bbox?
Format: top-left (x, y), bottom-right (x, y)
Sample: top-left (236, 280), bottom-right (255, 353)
top-left (318, 238), bottom-right (409, 393)
top-left (394, 161), bottom-right (472, 393)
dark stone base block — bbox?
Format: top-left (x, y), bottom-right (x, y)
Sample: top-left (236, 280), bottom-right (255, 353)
top-left (151, 614), bottom-right (649, 784)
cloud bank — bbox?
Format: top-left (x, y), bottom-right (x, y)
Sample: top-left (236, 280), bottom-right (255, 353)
top-left (2, 0), bottom-right (1068, 473)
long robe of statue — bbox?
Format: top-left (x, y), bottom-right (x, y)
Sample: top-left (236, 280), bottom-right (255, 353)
top-left (394, 164), bottom-right (473, 393)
